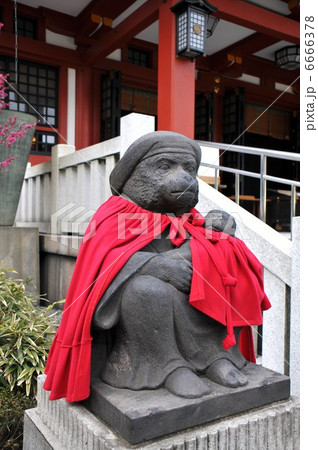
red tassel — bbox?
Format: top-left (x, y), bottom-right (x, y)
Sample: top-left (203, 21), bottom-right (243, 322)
top-left (223, 333), bottom-right (236, 350)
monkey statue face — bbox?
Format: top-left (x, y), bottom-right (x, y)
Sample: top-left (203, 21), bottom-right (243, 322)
top-left (122, 151), bottom-right (199, 216)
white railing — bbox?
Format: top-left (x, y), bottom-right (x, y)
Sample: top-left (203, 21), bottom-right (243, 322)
top-left (15, 113), bottom-right (299, 397)
top-left (198, 140), bottom-right (300, 228)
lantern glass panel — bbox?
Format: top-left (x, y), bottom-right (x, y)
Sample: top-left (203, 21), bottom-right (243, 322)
top-left (275, 45), bottom-right (300, 70)
top-left (189, 9), bottom-right (205, 52)
top-left (177, 11), bottom-right (188, 53)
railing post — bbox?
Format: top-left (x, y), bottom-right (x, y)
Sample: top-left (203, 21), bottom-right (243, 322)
top-left (290, 217), bottom-right (300, 396)
top-left (291, 185), bottom-right (297, 235)
top-left (119, 113), bottom-right (155, 157)
top-left (235, 173), bottom-right (240, 204)
top-left (260, 154), bottom-right (267, 222)
top-left (50, 144), bottom-right (75, 234)
top-left (262, 269), bottom-right (287, 374)
top-left (214, 168), bottom-right (219, 191)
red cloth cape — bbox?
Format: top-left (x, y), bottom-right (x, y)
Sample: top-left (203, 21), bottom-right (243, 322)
top-left (43, 196), bottom-right (270, 402)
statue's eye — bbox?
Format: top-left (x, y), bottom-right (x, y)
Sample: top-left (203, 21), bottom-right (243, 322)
top-left (158, 163), bottom-right (170, 170)
top-left (185, 165), bottom-right (196, 173)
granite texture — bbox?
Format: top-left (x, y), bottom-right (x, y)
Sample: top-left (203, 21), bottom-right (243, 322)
top-left (84, 363), bottom-right (290, 444)
top-left (23, 375), bottom-right (299, 450)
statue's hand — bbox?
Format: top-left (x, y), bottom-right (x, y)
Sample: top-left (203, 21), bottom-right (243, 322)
top-left (205, 209), bottom-right (236, 237)
top-left (139, 254), bottom-right (192, 294)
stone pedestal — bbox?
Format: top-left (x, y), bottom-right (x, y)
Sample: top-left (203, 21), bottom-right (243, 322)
top-left (84, 363), bottom-right (290, 444)
top-left (23, 375), bottom-right (299, 450)
top-left (0, 226), bottom-right (39, 296)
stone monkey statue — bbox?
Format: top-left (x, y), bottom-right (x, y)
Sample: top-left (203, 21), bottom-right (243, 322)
top-left (43, 131), bottom-right (269, 402)
top-left (91, 131), bottom-right (269, 399)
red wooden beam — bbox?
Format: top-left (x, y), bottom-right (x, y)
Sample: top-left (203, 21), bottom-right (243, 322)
top-left (198, 32), bottom-right (280, 72)
top-left (0, 31), bottom-right (82, 67)
top-left (38, 7), bottom-right (77, 37)
top-left (223, 33), bottom-right (279, 58)
top-left (95, 58), bottom-right (157, 91)
top-left (77, 0), bottom-right (134, 22)
top-left (196, 71), bottom-right (299, 110)
top-left (75, 0), bottom-right (134, 41)
top-left (196, 55), bottom-right (299, 100)
top-left (84, 0), bottom-right (159, 65)
top-left (242, 56), bottom-right (299, 84)
top-left (211, 0), bottom-right (299, 44)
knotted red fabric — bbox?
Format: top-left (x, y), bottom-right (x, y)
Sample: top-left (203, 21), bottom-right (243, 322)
top-left (43, 196), bottom-right (270, 402)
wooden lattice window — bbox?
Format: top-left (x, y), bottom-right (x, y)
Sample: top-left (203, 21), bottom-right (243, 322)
top-left (100, 71), bottom-right (122, 141)
top-left (128, 47), bottom-right (150, 67)
top-left (17, 16), bottom-right (37, 39)
top-left (0, 56), bottom-right (58, 127)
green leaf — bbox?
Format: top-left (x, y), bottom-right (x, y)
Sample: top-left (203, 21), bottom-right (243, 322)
top-left (16, 368), bottom-right (29, 381)
top-left (16, 335), bottom-right (22, 349)
top-left (3, 366), bottom-right (16, 377)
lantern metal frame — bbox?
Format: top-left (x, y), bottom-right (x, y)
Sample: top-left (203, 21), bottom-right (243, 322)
top-left (275, 45), bottom-right (300, 71)
top-left (171, 0), bottom-right (218, 59)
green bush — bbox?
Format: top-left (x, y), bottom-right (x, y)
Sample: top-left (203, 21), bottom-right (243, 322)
top-left (0, 264), bottom-right (61, 448)
top-left (0, 387), bottom-right (36, 449)
top-left (0, 265), bottom-right (58, 397)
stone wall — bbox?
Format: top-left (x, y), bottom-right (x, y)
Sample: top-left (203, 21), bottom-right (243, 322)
top-left (0, 227), bottom-right (39, 297)
top-left (23, 375), bottom-right (300, 450)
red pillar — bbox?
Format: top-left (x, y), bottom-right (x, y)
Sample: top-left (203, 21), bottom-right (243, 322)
top-left (75, 66), bottom-right (94, 150)
top-left (157, 0), bottom-right (196, 139)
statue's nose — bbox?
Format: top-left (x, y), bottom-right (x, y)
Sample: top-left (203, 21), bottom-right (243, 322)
top-left (177, 169), bottom-right (196, 190)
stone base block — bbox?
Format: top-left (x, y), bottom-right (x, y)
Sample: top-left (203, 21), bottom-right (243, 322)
top-left (84, 363), bottom-right (290, 444)
top-left (23, 375), bottom-right (299, 450)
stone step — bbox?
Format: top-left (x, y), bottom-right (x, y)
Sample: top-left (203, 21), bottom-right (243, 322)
top-left (23, 375), bottom-right (300, 450)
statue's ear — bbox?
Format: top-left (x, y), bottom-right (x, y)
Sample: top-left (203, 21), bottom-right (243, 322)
top-left (204, 209), bottom-right (236, 237)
